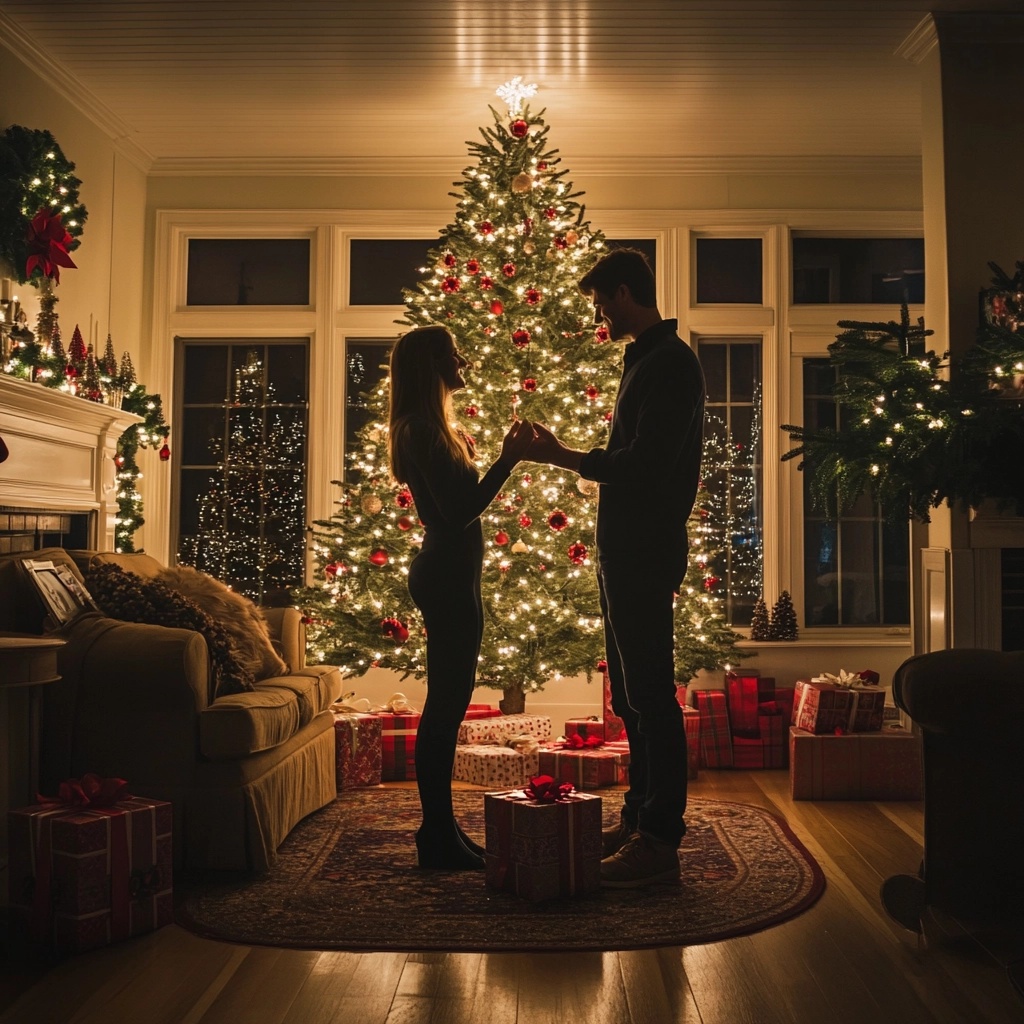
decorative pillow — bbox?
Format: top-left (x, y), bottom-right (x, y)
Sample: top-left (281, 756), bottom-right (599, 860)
top-left (84, 562), bottom-right (255, 697)
top-left (157, 565), bottom-right (289, 680)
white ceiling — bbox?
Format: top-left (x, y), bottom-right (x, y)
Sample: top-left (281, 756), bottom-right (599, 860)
top-left (0, 1), bottom-right (1016, 175)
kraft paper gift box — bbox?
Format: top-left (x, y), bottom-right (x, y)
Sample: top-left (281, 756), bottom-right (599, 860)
top-left (793, 679), bottom-right (886, 734)
top-left (724, 672), bottom-right (778, 738)
top-left (484, 789), bottom-right (602, 901)
top-left (463, 704), bottom-right (503, 721)
top-left (536, 745), bottom-right (623, 789)
top-left (452, 744), bottom-right (540, 787)
top-left (732, 712), bottom-right (787, 769)
top-left (601, 670), bottom-right (627, 742)
top-left (789, 725), bottom-right (923, 800)
top-left (691, 690), bottom-right (734, 768)
top-left (372, 710), bottom-right (420, 781)
top-left (8, 795), bottom-right (173, 954)
top-left (563, 717), bottom-right (607, 743)
top-left (332, 712), bottom-right (383, 789)
top-left (682, 705), bottom-right (701, 779)
top-left (456, 713), bottom-right (552, 746)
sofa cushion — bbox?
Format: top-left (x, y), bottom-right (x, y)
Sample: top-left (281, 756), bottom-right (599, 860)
top-left (83, 562), bottom-right (255, 697)
top-left (156, 564), bottom-right (288, 680)
top-left (199, 665), bottom-right (342, 760)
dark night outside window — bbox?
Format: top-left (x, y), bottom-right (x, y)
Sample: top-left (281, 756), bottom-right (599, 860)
top-left (792, 237), bottom-right (924, 304)
top-left (186, 239), bottom-right (311, 305)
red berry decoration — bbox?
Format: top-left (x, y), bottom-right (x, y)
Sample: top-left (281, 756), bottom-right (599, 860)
top-left (519, 513), bottom-right (532, 528)
top-left (525, 288), bottom-right (541, 305)
top-left (522, 473), bottom-right (532, 484)
top-left (544, 207), bottom-right (557, 219)
top-left (443, 252), bottom-right (457, 268)
top-left (595, 325), bottom-right (610, 342)
top-left (479, 221), bottom-right (494, 235)
top-left (537, 161), bottom-right (548, 171)
top-left (510, 119), bottom-right (529, 138)
top-left (490, 300), bottom-right (504, 316)
top-left (703, 575), bottom-right (721, 591)
top-left (395, 488), bottom-right (413, 508)
top-left (512, 329), bottom-right (531, 349)
top-left (522, 377), bottom-right (537, 392)
top-left (567, 542), bottom-right (588, 565)
top-left (381, 617), bottom-right (410, 643)
top-left (553, 236), bottom-right (568, 250)
top-left (502, 262), bottom-right (516, 278)
top-left (494, 530), bottom-right (509, 546)
top-left (548, 510), bottom-right (568, 532)
top-left (441, 276), bottom-right (460, 294)
top-left (397, 516), bottom-right (414, 531)
top-left (585, 385), bottom-right (599, 401)
top-left (466, 259), bottom-right (480, 274)
top-left (369, 548), bottom-right (389, 567)
top-left (479, 275), bottom-right (494, 290)
top-left (465, 405), bottom-right (478, 418)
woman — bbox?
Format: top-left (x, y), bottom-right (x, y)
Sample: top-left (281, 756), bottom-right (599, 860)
top-left (388, 325), bottom-right (536, 869)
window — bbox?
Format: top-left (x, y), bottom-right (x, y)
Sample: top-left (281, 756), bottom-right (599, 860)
top-left (349, 239), bottom-right (438, 305)
top-left (176, 340), bottom-right (309, 604)
top-left (694, 337), bottom-right (764, 626)
top-left (186, 239), bottom-right (311, 305)
top-left (792, 237), bottom-right (924, 304)
top-left (801, 359), bottom-right (910, 626)
top-left (344, 338), bottom-right (395, 482)
top-left (696, 238), bottom-right (762, 304)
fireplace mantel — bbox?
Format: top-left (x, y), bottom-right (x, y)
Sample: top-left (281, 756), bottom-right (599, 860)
top-left (0, 375), bottom-right (143, 550)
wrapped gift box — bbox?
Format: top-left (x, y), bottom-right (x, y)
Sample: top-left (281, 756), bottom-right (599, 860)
top-left (691, 690), bottom-right (734, 768)
top-left (8, 796), bottom-right (173, 954)
top-left (682, 705), bottom-right (701, 779)
top-left (332, 712), bottom-right (383, 789)
top-left (793, 679), bottom-right (886, 734)
top-left (725, 673), bottom-right (777, 738)
top-left (789, 725), bottom-right (923, 800)
top-left (537, 745), bottom-right (624, 790)
top-left (452, 744), bottom-right (540, 787)
top-left (604, 740), bottom-right (631, 784)
top-left (372, 711), bottom-right (420, 781)
top-left (484, 790), bottom-right (602, 901)
top-left (732, 712), bottom-right (787, 769)
top-left (563, 717), bottom-right (607, 743)
top-left (456, 713), bottom-right (552, 746)
top-left (463, 704), bottom-right (502, 721)
top-left (601, 670), bottom-right (627, 742)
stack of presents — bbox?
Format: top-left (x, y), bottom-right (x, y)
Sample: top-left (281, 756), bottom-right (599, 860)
top-left (687, 669), bottom-right (922, 800)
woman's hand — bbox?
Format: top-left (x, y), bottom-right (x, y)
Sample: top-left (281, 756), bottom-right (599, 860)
top-left (526, 421), bottom-right (585, 473)
top-left (500, 418), bottom-right (537, 465)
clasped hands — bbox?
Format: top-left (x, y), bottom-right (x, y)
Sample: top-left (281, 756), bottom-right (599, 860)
top-left (500, 417), bottom-right (577, 470)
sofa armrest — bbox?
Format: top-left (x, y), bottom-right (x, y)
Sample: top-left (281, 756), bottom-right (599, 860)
top-left (261, 606), bottom-right (306, 671)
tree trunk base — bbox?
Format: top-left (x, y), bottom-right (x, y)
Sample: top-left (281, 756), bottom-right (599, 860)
top-left (498, 688), bottom-right (526, 715)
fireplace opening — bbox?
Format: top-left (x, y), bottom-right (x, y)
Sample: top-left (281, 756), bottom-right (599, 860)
top-left (0, 507), bottom-right (95, 555)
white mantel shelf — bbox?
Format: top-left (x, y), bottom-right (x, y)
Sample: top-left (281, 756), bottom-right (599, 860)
top-left (0, 375), bottom-right (143, 550)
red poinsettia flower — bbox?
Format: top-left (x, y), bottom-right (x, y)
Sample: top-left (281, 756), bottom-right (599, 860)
top-left (24, 208), bottom-right (77, 283)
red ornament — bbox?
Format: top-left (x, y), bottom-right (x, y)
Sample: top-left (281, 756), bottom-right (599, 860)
top-left (396, 488), bottom-right (413, 508)
top-left (325, 561), bottom-right (348, 578)
top-left (158, 443), bottom-right (171, 462)
top-left (479, 221), bottom-right (494, 235)
top-left (595, 326), bottom-right (610, 342)
top-left (443, 252), bottom-right (457, 268)
top-left (585, 385), bottom-right (599, 401)
top-left (465, 259), bottom-right (480, 275)
top-left (596, 659), bottom-right (608, 671)
top-left (522, 217), bottom-right (533, 236)
top-left (369, 548), bottom-right (389, 567)
top-left (604, 411), bottom-right (613, 421)
top-left (441, 276), bottom-right (460, 294)
top-left (397, 516), bottom-right (414, 531)
top-left (537, 161), bottom-right (548, 171)
top-left (510, 119), bottom-right (529, 138)
top-left (543, 207), bottom-right (557, 220)
top-left (502, 262), bottom-right (516, 278)
top-left (553, 236), bottom-right (568, 250)
top-left (114, 454), bottom-right (125, 468)
top-left (518, 513), bottom-right (532, 528)
top-left (490, 300), bottom-right (504, 316)
top-left (494, 530), bottom-right (509, 546)
top-left (465, 405), bottom-right (478, 418)
top-left (479, 276), bottom-right (494, 290)
top-left (703, 575), bottom-right (720, 591)
top-left (522, 473), bottom-right (532, 484)
top-left (381, 617), bottom-right (410, 643)
top-left (522, 377), bottom-right (537, 392)
top-left (567, 542), bottom-right (588, 565)
top-left (548, 510), bottom-right (568, 532)
top-left (512, 329), bottom-right (531, 349)
top-left (525, 288), bottom-right (541, 305)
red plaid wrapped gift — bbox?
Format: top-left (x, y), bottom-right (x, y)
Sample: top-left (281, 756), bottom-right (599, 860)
top-left (453, 744), bottom-right (540, 787)
top-left (463, 703), bottom-right (502, 721)
top-left (537, 740), bottom-right (624, 790)
top-left (332, 712), bottom-right (383, 789)
top-left (601, 669), bottom-right (627, 741)
top-left (484, 785), bottom-right (602, 901)
top-left (691, 690), bottom-right (734, 768)
top-left (8, 778), bottom-right (172, 954)
top-left (457, 713), bottom-right (552, 746)
top-left (789, 725), bottom-right (923, 800)
top-left (563, 716), bottom-right (607, 743)
top-left (373, 711), bottom-right (420, 781)
top-left (604, 739), bottom-right (631, 784)
top-left (682, 705), bottom-right (701, 779)
top-left (725, 672), bottom-right (777, 738)
top-left (793, 677), bottom-right (886, 734)
top-left (732, 712), bottom-right (787, 769)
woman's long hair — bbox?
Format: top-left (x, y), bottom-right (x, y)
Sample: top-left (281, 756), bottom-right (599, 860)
top-left (388, 325), bottom-right (474, 483)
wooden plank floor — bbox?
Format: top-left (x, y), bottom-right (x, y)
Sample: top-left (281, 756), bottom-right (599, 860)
top-left (2, 772), bottom-right (1022, 1024)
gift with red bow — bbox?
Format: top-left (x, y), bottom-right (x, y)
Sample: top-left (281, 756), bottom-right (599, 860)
top-left (7, 774), bottom-right (172, 954)
top-left (537, 734), bottom-right (626, 790)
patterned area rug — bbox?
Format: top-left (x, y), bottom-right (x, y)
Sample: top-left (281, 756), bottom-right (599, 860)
top-left (176, 789), bottom-right (825, 952)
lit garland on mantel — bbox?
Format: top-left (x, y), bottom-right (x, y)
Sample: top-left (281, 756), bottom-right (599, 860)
top-left (783, 262), bottom-right (1024, 522)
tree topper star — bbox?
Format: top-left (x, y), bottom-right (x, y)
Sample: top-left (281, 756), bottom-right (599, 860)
top-left (495, 76), bottom-right (538, 116)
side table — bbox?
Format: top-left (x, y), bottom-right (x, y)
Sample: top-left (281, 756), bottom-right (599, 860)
top-left (0, 635), bottom-right (65, 873)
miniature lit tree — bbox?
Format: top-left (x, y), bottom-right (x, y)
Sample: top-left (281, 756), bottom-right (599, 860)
top-left (749, 596), bottom-right (771, 641)
top-left (769, 590), bottom-right (799, 641)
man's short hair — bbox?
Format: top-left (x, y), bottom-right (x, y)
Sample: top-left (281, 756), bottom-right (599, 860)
top-left (578, 247), bottom-right (657, 307)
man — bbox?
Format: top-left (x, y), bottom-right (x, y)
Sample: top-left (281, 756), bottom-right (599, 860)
top-left (529, 247), bottom-right (705, 887)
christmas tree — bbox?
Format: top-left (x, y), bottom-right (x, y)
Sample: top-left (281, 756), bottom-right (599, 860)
top-left (177, 351), bottom-right (305, 602)
top-left (297, 82), bottom-right (745, 706)
top-left (749, 596), bottom-right (771, 641)
top-left (769, 590), bottom-right (799, 641)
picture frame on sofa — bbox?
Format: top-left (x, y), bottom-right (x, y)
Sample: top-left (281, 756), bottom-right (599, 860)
top-left (22, 558), bottom-right (98, 627)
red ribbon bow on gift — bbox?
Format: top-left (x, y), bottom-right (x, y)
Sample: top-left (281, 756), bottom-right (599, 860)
top-left (524, 774), bottom-right (575, 803)
top-left (558, 733), bottom-right (605, 750)
top-left (858, 669), bottom-right (880, 686)
top-left (24, 208), bottom-right (78, 284)
top-left (38, 772), bottom-right (131, 808)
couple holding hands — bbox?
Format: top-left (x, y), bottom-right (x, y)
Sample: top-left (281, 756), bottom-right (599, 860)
top-left (388, 248), bottom-right (706, 888)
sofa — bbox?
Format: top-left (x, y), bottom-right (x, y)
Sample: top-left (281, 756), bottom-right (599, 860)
top-left (0, 546), bottom-right (343, 873)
